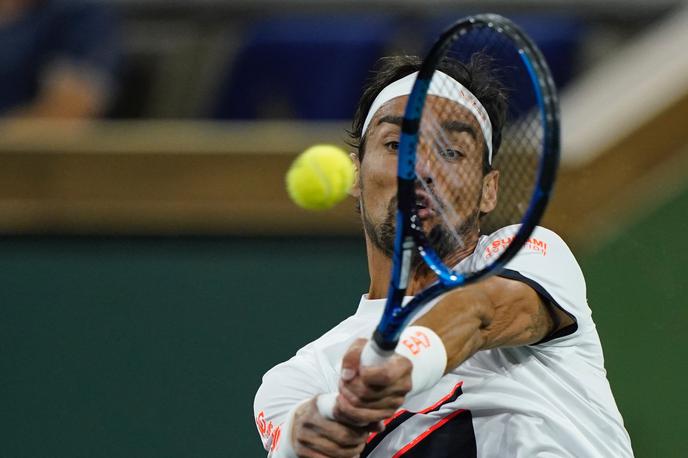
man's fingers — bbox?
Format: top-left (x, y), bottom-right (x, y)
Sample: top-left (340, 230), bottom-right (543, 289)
top-left (340, 338), bottom-right (367, 381)
top-left (340, 374), bottom-right (411, 401)
top-left (291, 446), bottom-right (330, 458)
top-left (360, 355), bottom-right (413, 387)
top-left (291, 397), bottom-right (373, 458)
top-left (339, 381), bottom-right (406, 411)
top-left (295, 436), bottom-right (365, 458)
top-left (334, 390), bottom-right (397, 426)
top-left (310, 419), bottom-right (370, 447)
top-left (338, 355), bottom-right (413, 405)
top-left (295, 421), bottom-right (368, 458)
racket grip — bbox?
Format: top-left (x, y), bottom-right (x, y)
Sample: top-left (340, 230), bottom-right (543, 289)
top-left (360, 339), bottom-right (395, 367)
top-left (316, 392), bottom-right (338, 420)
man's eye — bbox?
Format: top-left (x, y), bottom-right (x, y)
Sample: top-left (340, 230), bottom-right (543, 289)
top-left (438, 148), bottom-right (464, 161)
top-left (385, 141), bottom-right (400, 152)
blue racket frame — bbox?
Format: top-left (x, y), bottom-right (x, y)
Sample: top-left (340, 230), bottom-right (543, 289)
top-left (372, 14), bottom-right (560, 351)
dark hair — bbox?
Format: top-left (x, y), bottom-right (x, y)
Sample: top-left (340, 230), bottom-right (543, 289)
top-left (348, 55), bottom-right (508, 174)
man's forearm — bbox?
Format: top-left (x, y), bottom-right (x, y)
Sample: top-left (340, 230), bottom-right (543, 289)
top-left (412, 276), bottom-right (555, 371)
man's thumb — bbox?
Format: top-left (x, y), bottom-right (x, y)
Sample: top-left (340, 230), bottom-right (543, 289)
top-left (340, 338), bottom-right (367, 381)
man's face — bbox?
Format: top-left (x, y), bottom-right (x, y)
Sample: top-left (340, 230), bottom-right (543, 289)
top-left (352, 95), bottom-right (499, 259)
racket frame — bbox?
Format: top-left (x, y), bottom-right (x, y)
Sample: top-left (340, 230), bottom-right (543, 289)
top-left (372, 14), bottom-right (560, 352)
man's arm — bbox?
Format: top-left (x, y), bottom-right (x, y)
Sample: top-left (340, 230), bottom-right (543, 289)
top-left (335, 276), bottom-right (574, 424)
top-left (416, 275), bottom-right (573, 370)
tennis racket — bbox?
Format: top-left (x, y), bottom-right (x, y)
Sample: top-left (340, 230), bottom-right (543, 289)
top-left (318, 13), bottom-right (559, 417)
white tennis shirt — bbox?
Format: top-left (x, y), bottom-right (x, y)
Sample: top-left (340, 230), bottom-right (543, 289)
top-left (254, 226), bottom-right (634, 457)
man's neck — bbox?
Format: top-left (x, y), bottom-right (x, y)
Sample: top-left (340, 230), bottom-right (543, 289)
top-left (365, 231), bottom-right (481, 300)
top-left (365, 236), bottom-right (393, 299)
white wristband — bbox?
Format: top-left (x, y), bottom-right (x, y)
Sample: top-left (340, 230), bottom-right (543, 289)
top-left (395, 326), bottom-right (447, 395)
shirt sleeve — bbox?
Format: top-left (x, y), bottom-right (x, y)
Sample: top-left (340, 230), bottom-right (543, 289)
top-left (478, 225), bottom-right (592, 346)
top-left (253, 343), bottom-right (331, 455)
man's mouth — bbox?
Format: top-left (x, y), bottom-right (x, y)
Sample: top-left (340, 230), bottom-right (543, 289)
top-left (415, 190), bottom-right (437, 219)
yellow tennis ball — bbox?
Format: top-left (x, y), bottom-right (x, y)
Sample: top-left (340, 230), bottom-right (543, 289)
top-left (286, 144), bottom-right (355, 210)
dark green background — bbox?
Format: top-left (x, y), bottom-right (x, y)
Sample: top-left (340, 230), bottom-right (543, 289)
top-left (2, 188), bottom-right (686, 457)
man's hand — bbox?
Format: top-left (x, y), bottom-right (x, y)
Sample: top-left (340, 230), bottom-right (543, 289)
top-left (290, 396), bottom-right (377, 458)
top-left (334, 338), bottom-right (413, 427)
top-left (288, 339), bottom-right (412, 457)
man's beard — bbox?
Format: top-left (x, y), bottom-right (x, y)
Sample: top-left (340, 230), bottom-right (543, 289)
top-left (362, 196), bottom-right (397, 259)
top-left (361, 194), bottom-right (481, 270)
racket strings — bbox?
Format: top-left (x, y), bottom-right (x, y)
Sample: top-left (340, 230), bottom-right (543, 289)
top-left (415, 105), bottom-right (481, 257)
top-left (369, 15), bottom-right (558, 350)
top-left (487, 110), bottom-right (541, 224)
top-left (415, 171), bottom-right (467, 252)
top-left (414, 24), bottom-right (546, 252)
top-left (463, 29), bottom-right (543, 233)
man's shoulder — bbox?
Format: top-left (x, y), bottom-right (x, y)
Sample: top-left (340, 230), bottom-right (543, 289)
top-left (480, 225), bottom-right (592, 345)
top-left (481, 224), bottom-right (569, 248)
top-left (474, 224), bottom-right (577, 267)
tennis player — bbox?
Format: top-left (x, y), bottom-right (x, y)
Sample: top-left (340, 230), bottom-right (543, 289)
top-left (254, 56), bottom-right (633, 457)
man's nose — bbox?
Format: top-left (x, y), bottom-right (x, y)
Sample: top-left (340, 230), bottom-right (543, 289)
top-left (416, 145), bottom-right (432, 183)
top-left (416, 155), bottom-right (434, 184)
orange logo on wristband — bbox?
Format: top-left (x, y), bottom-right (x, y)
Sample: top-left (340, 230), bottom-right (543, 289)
top-left (401, 330), bottom-right (431, 355)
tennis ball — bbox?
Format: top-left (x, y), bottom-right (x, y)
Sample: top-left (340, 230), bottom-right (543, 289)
top-left (286, 144), bottom-right (355, 210)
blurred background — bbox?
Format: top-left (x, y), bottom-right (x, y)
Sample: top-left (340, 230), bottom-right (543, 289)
top-left (1, 0), bottom-right (687, 456)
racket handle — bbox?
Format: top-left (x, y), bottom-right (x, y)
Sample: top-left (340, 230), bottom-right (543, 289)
top-left (316, 392), bottom-right (338, 420)
top-left (360, 339), bottom-right (395, 367)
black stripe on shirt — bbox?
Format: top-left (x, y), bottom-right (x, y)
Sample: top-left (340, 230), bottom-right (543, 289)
top-left (399, 409), bottom-right (476, 457)
top-left (361, 383), bottom-right (465, 456)
top-left (498, 268), bottom-right (578, 344)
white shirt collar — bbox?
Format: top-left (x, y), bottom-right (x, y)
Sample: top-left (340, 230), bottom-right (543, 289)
top-left (354, 294), bottom-right (416, 317)
top-left (354, 294), bottom-right (386, 317)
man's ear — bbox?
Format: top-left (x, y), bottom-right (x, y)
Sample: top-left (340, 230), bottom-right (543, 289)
top-left (479, 169), bottom-right (499, 214)
top-left (349, 152), bottom-right (361, 198)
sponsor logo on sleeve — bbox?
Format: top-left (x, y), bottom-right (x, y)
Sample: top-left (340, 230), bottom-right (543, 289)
top-left (484, 236), bottom-right (548, 259)
top-left (256, 410), bottom-right (282, 451)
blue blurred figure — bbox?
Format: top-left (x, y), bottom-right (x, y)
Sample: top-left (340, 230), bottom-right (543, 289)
top-left (0, 0), bottom-right (119, 118)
